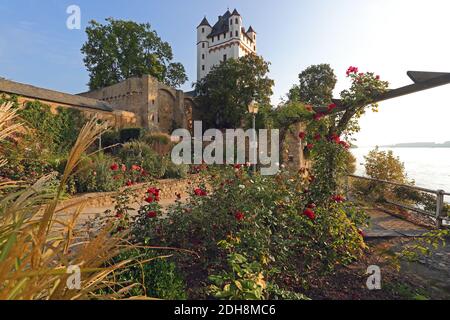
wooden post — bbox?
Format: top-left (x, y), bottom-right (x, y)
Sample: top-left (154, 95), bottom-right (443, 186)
top-left (435, 190), bottom-right (445, 228)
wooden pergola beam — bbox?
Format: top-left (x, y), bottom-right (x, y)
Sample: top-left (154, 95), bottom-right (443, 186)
top-left (313, 71), bottom-right (450, 113)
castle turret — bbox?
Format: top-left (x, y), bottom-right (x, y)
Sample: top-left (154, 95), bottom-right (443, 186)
top-left (197, 17), bottom-right (211, 81)
top-left (246, 26), bottom-right (257, 51)
top-left (229, 9), bottom-right (242, 38)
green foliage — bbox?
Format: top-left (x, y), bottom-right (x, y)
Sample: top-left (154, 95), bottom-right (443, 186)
top-left (18, 101), bottom-right (85, 154)
top-left (352, 147), bottom-right (413, 203)
top-left (142, 132), bottom-right (173, 156)
top-left (336, 70), bottom-right (389, 136)
top-left (81, 18), bottom-right (187, 90)
top-left (364, 147), bottom-right (408, 183)
top-left (0, 98), bottom-right (85, 183)
top-left (209, 242), bottom-right (269, 300)
top-left (131, 167), bottom-right (367, 299)
top-left (288, 64), bottom-right (337, 106)
top-left (101, 130), bottom-right (121, 152)
top-left (164, 161), bottom-right (189, 179)
top-left (119, 127), bottom-right (145, 143)
top-left (399, 229), bottom-right (449, 262)
top-left (73, 153), bottom-right (124, 193)
top-left (107, 250), bottom-right (187, 299)
top-left (309, 141), bottom-right (353, 203)
top-left (195, 54), bottom-right (274, 129)
top-left (119, 141), bottom-right (167, 178)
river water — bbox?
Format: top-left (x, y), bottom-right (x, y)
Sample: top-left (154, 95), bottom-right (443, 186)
top-left (351, 147), bottom-right (450, 202)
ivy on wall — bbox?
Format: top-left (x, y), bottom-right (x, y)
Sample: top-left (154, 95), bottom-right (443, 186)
top-left (0, 94), bottom-right (86, 154)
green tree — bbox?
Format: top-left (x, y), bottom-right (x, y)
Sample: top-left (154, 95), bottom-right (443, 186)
top-left (364, 147), bottom-right (407, 183)
top-left (288, 64), bottom-right (337, 106)
top-left (81, 18), bottom-right (188, 90)
top-left (195, 54), bottom-right (274, 129)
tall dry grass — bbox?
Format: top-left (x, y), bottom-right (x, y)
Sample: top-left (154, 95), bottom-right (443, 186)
top-left (0, 103), bottom-right (146, 300)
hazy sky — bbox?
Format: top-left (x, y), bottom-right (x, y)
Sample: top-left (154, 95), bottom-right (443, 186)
top-left (0, 0), bottom-right (449, 146)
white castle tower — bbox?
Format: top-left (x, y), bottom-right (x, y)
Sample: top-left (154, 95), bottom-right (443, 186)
top-left (197, 9), bottom-right (257, 81)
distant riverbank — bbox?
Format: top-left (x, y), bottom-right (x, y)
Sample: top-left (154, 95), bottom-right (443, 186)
top-left (380, 142), bottom-right (450, 148)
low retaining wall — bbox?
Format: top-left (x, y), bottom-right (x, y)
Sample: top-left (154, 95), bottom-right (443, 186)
top-left (58, 176), bottom-right (199, 210)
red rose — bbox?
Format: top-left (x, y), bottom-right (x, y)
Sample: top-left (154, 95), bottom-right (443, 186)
top-left (313, 113), bottom-right (325, 121)
top-left (115, 212), bottom-right (123, 219)
top-left (376, 75), bottom-right (380, 80)
top-left (235, 211), bottom-right (245, 221)
top-left (194, 188), bottom-right (207, 196)
top-left (126, 180), bottom-right (133, 187)
top-left (339, 140), bottom-right (350, 149)
top-left (331, 195), bottom-right (346, 203)
top-left (327, 103), bottom-right (337, 112)
top-left (147, 211), bottom-right (157, 218)
top-left (234, 164), bottom-right (242, 170)
top-left (314, 134), bottom-right (322, 141)
top-left (307, 203), bottom-right (316, 209)
top-left (346, 66), bottom-right (359, 76)
top-left (298, 131), bottom-right (306, 140)
top-left (147, 187), bottom-right (160, 197)
top-left (110, 163), bottom-right (119, 171)
top-left (145, 196), bottom-right (155, 203)
top-left (121, 164), bottom-right (127, 172)
top-left (306, 143), bottom-right (314, 150)
top-left (303, 208), bottom-right (315, 220)
top-left (330, 133), bottom-right (341, 144)
top-left (131, 165), bottom-right (141, 171)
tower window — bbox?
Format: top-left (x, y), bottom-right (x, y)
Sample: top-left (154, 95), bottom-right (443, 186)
top-left (223, 54), bottom-right (227, 62)
top-left (202, 43), bottom-right (205, 48)
top-left (218, 34), bottom-right (220, 40)
top-left (202, 65), bottom-right (205, 71)
top-left (235, 18), bottom-right (238, 24)
top-left (212, 37), bottom-right (214, 43)
top-left (230, 31), bottom-right (232, 37)
top-left (202, 53), bottom-right (205, 59)
top-left (230, 20), bottom-right (233, 25)
top-left (235, 30), bottom-right (238, 37)
top-left (202, 28), bottom-right (204, 33)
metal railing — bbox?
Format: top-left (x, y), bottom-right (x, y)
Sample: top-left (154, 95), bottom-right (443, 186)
top-left (347, 174), bottom-right (449, 228)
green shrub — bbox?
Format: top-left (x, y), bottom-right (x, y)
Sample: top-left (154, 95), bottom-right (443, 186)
top-left (107, 249), bottom-right (187, 299)
top-left (73, 153), bottom-right (123, 193)
top-left (101, 130), bottom-right (121, 153)
top-left (132, 167), bottom-right (367, 299)
top-left (0, 98), bottom-right (85, 183)
top-left (142, 132), bottom-right (173, 156)
top-left (143, 132), bottom-right (171, 145)
top-left (119, 141), bottom-right (167, 178)
top-left (18, 101), bottom-right (85, 154)
top-left (164, 161), bottom-right (189, 179)
top-left (119, 127), bottom-right (145, 143)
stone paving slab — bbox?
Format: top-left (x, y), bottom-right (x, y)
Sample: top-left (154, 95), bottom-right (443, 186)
top-left (364, 209), bottom-right (429, 238)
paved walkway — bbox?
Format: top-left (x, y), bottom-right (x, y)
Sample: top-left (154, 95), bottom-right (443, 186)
top-left (363, 208), bottom-right (429, 238)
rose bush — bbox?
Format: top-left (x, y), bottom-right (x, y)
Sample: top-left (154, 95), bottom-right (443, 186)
top-left (130, 166), bottom-right (368, 299)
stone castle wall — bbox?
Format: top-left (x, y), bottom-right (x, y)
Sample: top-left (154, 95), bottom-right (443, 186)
top-left (78, 75), bottom-right (195, 134)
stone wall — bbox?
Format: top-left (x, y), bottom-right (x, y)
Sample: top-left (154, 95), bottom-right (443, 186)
top-left (2, 92), bottom-right (138, 129)
top-left (57, 176), bottom-right (200, 211)
top-left (78, 75), bottom-right (195, 134)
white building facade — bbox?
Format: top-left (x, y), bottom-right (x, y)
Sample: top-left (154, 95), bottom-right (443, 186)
top-left (197, 9), bottom-right (257, 81)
